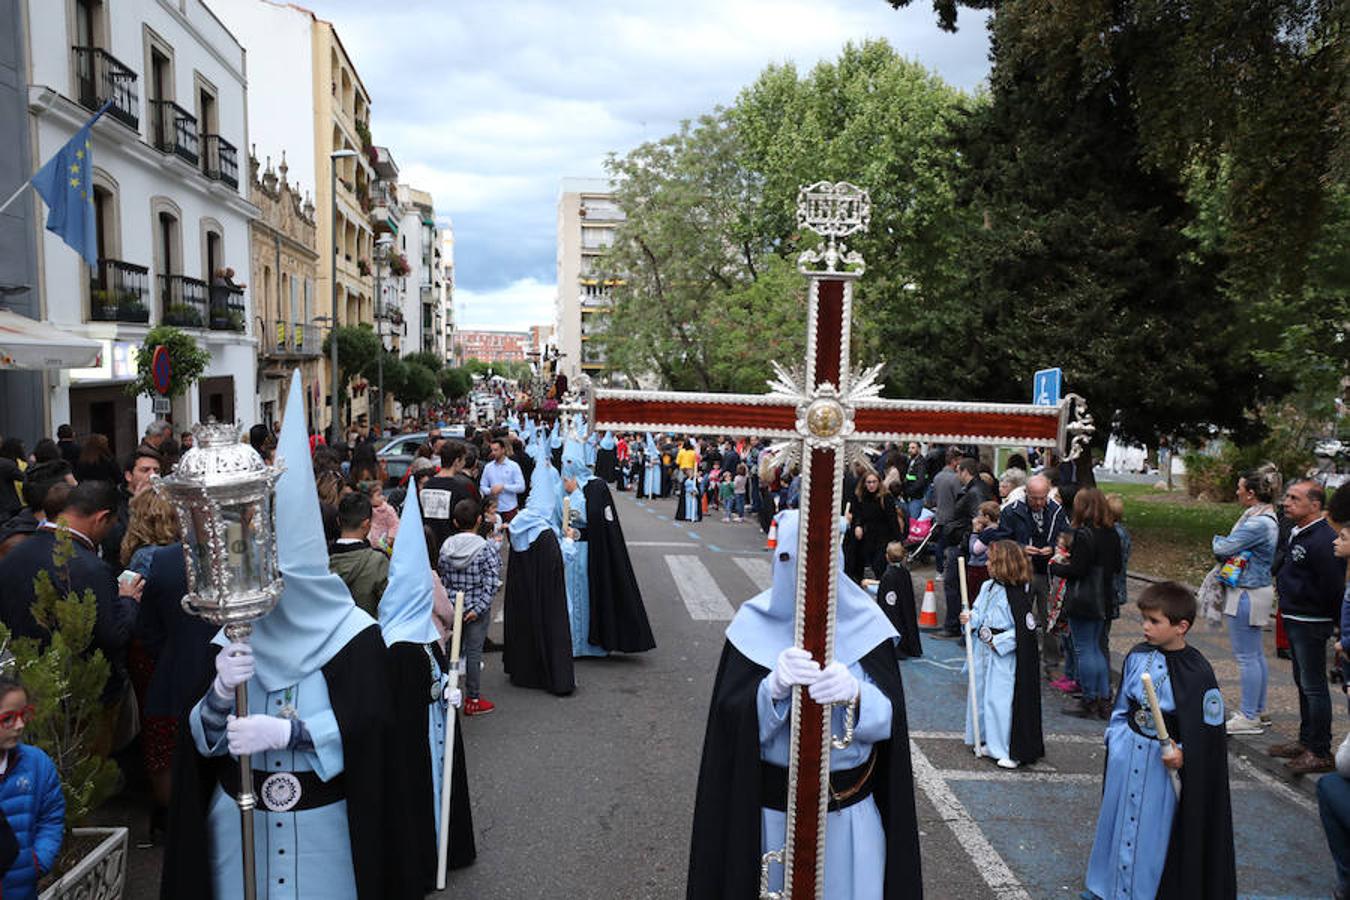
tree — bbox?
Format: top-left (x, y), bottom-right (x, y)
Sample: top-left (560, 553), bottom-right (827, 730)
top-left (129, 326), bottom-right (211, 399)
top-left (439, 367), bottom-right (473, 400)
top-left (403, 351), bottom-right (445, 374)
top-left (397, 361), bottom-right (440, 407)
top-left (321, 325), bottom-right (380, 433)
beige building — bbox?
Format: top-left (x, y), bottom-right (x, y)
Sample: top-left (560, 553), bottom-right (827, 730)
top-left (248, 152), bottom-right (322, 433)
top-left (216, 1), bottom-right (378, 434)
top-left (555, 177), bottom-right (623, 381)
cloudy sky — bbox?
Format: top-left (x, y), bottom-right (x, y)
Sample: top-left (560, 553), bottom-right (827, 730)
top-left (305, 1), bottom-right (992, 329)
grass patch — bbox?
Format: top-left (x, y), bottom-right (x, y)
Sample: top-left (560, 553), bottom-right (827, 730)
top-left (1103, 483), bottom-right (1239, 585)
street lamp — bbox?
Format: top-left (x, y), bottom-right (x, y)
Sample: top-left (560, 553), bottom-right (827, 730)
top-left (373, 232), bottom-right (394, 434)
top-left (329, 148), bottom-right (359, 444)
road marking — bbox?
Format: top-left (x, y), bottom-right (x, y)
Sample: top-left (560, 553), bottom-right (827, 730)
top-left (1229, 754), bottom-right (1317, 814)
top-left (911, 730), bottom-right (1101, 745)
top-left (628, 541), bottom-right (699, 548)
top-left (732, 556), bottom-right (771, 589)
top-left (909, 739), bottom-right (1031, 899)
top-left (665, 555), bottom-right (736, 621)
top-left (934, 768), bottom-right (1099, 784)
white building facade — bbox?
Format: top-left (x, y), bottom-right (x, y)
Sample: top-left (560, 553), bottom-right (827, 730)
top-left (26, 0), bottom-right (259, 452)
top-left (395, 185), bottom-right (442, 359)
top-left (439, 224), bottom-right (455, 363)
top-left (555, 177), bottom-right (621, 382)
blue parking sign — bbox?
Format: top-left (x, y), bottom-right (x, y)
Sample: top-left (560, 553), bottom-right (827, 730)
top-left (1033, 368), bottom-right (1062, 407)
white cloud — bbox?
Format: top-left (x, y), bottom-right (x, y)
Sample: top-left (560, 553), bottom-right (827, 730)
top-left (298, 1), bottom-right (991, 310)
top-left (455, 277), bottom-right (556, 331)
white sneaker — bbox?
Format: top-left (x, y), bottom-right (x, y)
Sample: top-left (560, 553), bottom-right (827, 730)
top-left (1225, 712), bottom-right (1264, 735)
top-left (996, 758), bottom-right (1018, 769)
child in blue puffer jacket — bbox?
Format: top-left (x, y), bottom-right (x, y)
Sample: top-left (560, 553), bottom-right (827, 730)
top-left (0, 675), bottom-right (64, 899)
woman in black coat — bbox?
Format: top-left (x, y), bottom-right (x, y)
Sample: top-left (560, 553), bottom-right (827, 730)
top-left (844, 470), bottom-right (900, 584)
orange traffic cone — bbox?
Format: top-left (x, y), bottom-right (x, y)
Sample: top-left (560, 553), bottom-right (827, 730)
top-left (918, 579), bottom-right (939, 629)
top-left (766, 518), bottom-right (778, 551)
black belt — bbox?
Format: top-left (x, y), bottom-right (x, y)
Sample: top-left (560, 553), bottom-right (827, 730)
top-left (976, 626), bottom-right (1007, 645)
top-left (573, 527), bottom-right (589, 541)
top-left (1124, 699), bottom-right (1178, 742)
top-left (219, 762), bottom-right (345, 812)
top-left (761, 751), bottom-right (877, 813)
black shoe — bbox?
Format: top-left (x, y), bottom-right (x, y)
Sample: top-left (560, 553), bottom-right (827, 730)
top-left (1276, 647), bottom-right (1292, 660)
top-left (1063, 698), bottom-right (1097, 718)
top-left (482, 637), bottom-right (504, 653)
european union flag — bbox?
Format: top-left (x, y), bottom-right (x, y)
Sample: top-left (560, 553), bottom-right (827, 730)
top-left (30, 101), bottom-right (110, 268)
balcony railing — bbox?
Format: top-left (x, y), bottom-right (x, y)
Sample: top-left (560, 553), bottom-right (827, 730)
top-left (376, 299), bottom-right (403, 326)
top-left (72, 47), bottom-right (138, 131)
top-left (201, 134), bottom-right (239, 188)
top-left (264, 320), bottom-right (322, 358)
top-left (151, 101), bottom-right (199, 165)
top-left (159, 274), bottom-right (208, 327)
top-left (89, 259), bottom-right (150, 323)
top-left (208, 284), bottom-right (246, 332)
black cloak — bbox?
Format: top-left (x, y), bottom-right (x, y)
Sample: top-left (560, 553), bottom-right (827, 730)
top-left (502, 529), bottom-right (576, 695)
top-left (582, 478), bottom-right (656, 653)
top-left (686, 641), bottom-right (923, 900)
top-left (876, 563), bottom-right (922, 659)
top-left (594, 446), bottom-right (617, 483)
top-left (1004, 582), bottom-right (1044, 765)
top-left (632, 450), bottom-right (648, 498)
top-left (161, 625), bottom-right (421, 899)
top-left (1146, 642), bottom-right (1237, 899)
top-left (387, 641), bottom-right (476, 891)
top-left (551, 445), bottom-right (564, 471)
top-left (674, 476), bottom-right (702, 522)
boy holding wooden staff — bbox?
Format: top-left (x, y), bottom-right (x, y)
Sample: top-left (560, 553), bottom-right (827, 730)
top-left (1083, 582), bottom-right (1235, 899)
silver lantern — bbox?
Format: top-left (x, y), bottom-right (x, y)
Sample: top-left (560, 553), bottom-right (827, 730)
top-left (154, 422), bottom-right (284, 900)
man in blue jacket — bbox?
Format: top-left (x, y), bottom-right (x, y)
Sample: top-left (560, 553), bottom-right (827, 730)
top-left (1270, 479), bottom-right (1344, 775)
top-left (997, 474), bottom-right (1067, 676)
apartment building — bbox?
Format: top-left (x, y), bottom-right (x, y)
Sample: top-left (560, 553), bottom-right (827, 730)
top-left (27, 0), bottom-right (259, 451)
top-left (396, 185), bottom-right (441, 359)
top-left (439, 225), bottom-right (455, 363)
top-left (555, 177), bottom-right (622, 381)
top-left (455, 329), bottom-right (530, 364)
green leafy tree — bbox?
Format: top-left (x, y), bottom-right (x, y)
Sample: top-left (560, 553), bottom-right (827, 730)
top-left (403, 351), bottom-right (445, 375)
top-left (439, 367), bottom-right (473, 400)
top-left (0, 527), bottom-right (120, 836)
top-left (321, 325), bottom-right (381, 431)
top-left (396, 361), bottom-right (440, 406)
top-left (129, 326), bottom-right (211, 399)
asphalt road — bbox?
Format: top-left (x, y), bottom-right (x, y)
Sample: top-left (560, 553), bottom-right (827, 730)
top-left (438, 488), bottom-right (1338, 900)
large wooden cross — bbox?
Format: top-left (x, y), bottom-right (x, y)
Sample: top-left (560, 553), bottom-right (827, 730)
top-left (591, 182), bottom-right (1092, 899)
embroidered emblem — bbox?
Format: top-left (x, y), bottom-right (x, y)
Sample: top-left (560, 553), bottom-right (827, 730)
top-left (884, 590), bottom-right (897, 607)
top-left (977, 625), bottom-right (992, 644)
top-left (1025, 611), bottom-right (1037, 631)
top-left (604, 505), bottom-right (615, 522)
top-left (1202, 688), bottom-right (1225, 726)
top-left (13, 776), bottom-right (30, 792)
top-left (260, 772), bottom-right (302, 813)
top-left (1289, 545), bottom-right (1306, 563)
top-left (1132, 707), bottom-right (1158, 738)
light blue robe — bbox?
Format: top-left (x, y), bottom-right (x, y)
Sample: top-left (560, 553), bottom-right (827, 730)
top-left (426, 646), bottom-right (451, 842)
top-left (757, 663), bottom-right (891, 900)
top-left (680, 476), bottom-right (701, 521)
top-left (562, 487), bottom-right (607, 657)
top-left (190, 669), bottom-right (354, 900)
top-left (963, 580), bottom-right (1018, 761)
top-left (1085, 649), bottom-right (1179, 900)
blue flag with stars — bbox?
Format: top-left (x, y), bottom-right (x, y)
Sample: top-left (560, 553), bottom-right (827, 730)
top-left (30, 101), bottom-right (110, 268)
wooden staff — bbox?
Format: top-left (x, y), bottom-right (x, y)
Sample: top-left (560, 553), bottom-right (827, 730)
top-left (1140, 672), bottom-right (1182, 800)
top-left (562, 497), bottom-right (571, 535)
top-left (958, 556), bottom-right (981, 757)
top-left (436, 590), bottom-right (466, 890)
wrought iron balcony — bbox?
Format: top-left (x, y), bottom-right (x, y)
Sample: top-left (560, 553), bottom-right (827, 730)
top-left (71, 47), bottom-right (138, 131)
top-left (201, 134), bottom-right (239, 188)
top-left (151, 100), bottom-right (199, 165)
top-left (208, 283), bottom-right (246, 332)
top-left (159, 274), bottom-right (208, 327)
top-left (89, 259), bottom-right (150, 323)
top-left (264, 320), bottom-right (323, 358)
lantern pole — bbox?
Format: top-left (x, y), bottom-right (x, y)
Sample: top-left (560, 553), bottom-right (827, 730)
top-left (226, 621), bottom-right (259, 900)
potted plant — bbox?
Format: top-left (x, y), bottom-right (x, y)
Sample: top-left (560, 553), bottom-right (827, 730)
top-left (164, 303), bottom-right (203, 328)
top-left (0, 527), bottom-right (127, 899)
top-left (129, 325), bottom-right (211, 401)
top-left (119, 295), bottom-right (150, 323)
top-left (357, 258), bottom-right (371, 277)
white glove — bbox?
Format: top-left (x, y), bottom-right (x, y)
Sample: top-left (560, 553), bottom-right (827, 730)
top-left (213, 642), bottom-right (254, 700)
top-left (808, 662), bottom-right (860, 705)
top-left (443, 685), bottom-right (463, 708)
top-left (226, 714), bottom-right (292, 756)
top-left (767, 647), bottom-right (820, 701)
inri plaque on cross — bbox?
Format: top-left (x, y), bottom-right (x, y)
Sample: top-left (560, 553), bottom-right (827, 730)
top-left (592, 181), bottom-right (1092, 899)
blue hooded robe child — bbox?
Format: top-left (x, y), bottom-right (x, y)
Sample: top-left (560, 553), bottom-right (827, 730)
top-left (560, 439), bottom-right (608, 658)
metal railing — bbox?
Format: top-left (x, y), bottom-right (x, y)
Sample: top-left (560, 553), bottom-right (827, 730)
top-left (89, 259), bottom-right (150, 323)
top-left (266, 320), bottom-right (323, 357)
top-left (201, 134), bottom-right (239, 188)
top-left (151, 100), bottom-right (199, 165)
top-left (209, 284), bottom-right (246, 332)
top-left (159, 274), bottom-right (208, 327)
top-left (72, 47), bottom-right (138, 130)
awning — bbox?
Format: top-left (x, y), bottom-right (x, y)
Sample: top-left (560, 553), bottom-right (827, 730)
top-left (0, 309), bottom-right (103, 370)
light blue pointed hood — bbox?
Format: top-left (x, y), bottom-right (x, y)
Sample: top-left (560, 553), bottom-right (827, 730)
top-left (227, 371), bottom-right (375, 691)
top-left (645, 433), bottom-right (658, 456)
top-left (561, 438), bottom-right (594, 486)
top-left (509, 445), bottom-right (562, 552)
top-left (550, 425), bottom-right (564, 449)
top-left (725, 509), bottom-right (897, 669)
top-left (599, 431), bottom-right (615, 450)
top-left (378, 478), bottom-right (441, 647)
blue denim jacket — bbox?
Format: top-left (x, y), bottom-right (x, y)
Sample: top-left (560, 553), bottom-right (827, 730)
top-left (1212, 510), bottom-right (1278, 588)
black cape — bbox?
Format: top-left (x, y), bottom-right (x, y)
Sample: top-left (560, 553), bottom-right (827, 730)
top-left (583, 479), bottom-right (656, 653)
top-left (687, 642), bottom-right (922, 899)
top-left (503, 529), bottom-right (576, 695)
top-left (594, 446), bottom-right (617, 483)
top-left (1142, 642), bottom-right (1236, 899)
top-left (1004, 582), bottom-right (1044, 764)
top-left (674, 477), bottom-right (701, 521)
top-left (876, 563), bottom-right (922, 658)
top-left (161, 625), bottom-right (420, 899)
top-left (387, 641), bottom-right (476, 891)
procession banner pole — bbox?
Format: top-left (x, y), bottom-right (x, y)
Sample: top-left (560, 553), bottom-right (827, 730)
top-left (436, 590), bottom-right (466, 890)
top-left (958, 557), bottom-right (981, 757)
top-left (1140, 672), bottom-right (1182, 799)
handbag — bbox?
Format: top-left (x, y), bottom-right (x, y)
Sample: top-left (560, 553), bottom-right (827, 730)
top-left (1218, 551), bottom-right (1251, 587)
top-left (1062, 529), bottom-right (1110, 620)
top-left (1199, 565), bottom-right (1224, 623)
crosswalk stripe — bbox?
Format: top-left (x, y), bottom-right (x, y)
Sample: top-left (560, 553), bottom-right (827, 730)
top-left (665, 555), bottom-right (736, 621)
top-left (732, 556), bottom-right (771, 589)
